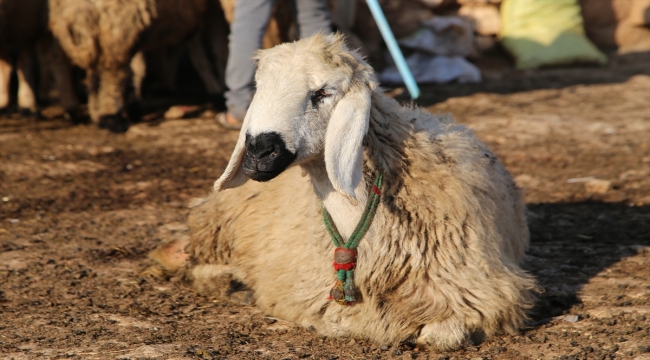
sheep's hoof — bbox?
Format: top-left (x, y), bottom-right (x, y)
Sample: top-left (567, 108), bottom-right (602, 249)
top-left (18, 108), bottom-right (39, 118)
top-left (65, 109), bottom-right (90, 125)
top-left (126, 102), bottom-right (142, 123)
top-left (99, 114), bottom-right (129, 133)
top-left (210, 94), bottom-right (226, 112)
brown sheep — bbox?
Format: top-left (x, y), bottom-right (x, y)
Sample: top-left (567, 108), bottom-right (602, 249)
top-left (49, 0), bottom-right (227, 132)
top-left (0, 0), bottom-right (79, 118)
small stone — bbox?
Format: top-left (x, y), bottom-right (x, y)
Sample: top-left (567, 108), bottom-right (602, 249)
top-left (164, 105), bottom-right (192, 120)
top-left (380, 345), bottom-right (389, 351)
top-left (584, 179), bottom-right (611, 194)
top-left (564, 315), bottom-right (579, 323)
top-left (262, 317), bottom-right (277, 324)
top-left (182, 304), bottom-right (197, 314)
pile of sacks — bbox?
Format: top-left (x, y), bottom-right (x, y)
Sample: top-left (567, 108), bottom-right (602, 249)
top-left (378, 0), bottom-right (502, 85)
top-left (367, 0), bottom-right (650, 84)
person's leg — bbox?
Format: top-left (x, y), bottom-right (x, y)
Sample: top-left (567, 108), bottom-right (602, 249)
top-left (224, 0), bottom-right (275, 122)
top-left (295, 0), bottom-right (332, 38)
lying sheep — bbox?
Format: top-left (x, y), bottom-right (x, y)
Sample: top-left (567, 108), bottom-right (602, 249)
top-left (153, 33), bottom-right (537, 350)
top-left (49, 0), bottom-right (227, 132)
top-left (0, 0), bottom-right (79, 117)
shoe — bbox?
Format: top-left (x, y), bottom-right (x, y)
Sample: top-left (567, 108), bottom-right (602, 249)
top-left (216, 112), bottom-right (243, 130)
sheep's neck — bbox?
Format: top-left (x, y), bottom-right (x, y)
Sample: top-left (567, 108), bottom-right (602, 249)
top-left (301, 162), bottom-right (368, 240)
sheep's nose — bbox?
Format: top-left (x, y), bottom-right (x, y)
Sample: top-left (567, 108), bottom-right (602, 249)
top-left (245, 132), bottom-right (283, 160)
top-left (242, 132), bottom-right (296, 182)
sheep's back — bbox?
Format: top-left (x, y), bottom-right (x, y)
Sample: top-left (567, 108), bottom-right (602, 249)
top-left (49, 0), bottom-right (206, 70)
top-left (411, 111), bottom-right (529, 263)
top-left (357, 103), bottom-right (534, 339)
top-left (48, 0), bottom-right (101, 69)
top-left (138, 0), bottom-right (207, 52)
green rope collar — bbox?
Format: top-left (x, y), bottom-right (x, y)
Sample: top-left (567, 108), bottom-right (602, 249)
top-left (322, 172), bottom-right (384, 305)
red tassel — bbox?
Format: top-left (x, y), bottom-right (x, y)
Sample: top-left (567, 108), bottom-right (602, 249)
top-left (372, 185), bottom-right (381, 195)
top-left (333, 247), bottom-right (356, 271)
top-left (333, 262), bottom-right (355, 271)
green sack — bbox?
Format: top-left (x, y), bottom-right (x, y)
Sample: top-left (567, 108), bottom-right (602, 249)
top-left (500, 0), bottom-right (607, 69)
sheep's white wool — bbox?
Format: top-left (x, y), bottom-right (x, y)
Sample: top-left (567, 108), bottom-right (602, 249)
top-left (165, 33), bottom-right (536, 351)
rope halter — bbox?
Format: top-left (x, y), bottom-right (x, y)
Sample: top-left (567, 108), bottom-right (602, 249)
top-left (322, 172), bottom-right (384, 305)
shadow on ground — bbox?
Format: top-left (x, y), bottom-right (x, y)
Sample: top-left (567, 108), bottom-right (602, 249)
top-left (524, 201), bottom-right (649, 325)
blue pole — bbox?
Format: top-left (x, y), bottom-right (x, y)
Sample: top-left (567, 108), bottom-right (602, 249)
top-left (365, 0), bottom-right (420, 99)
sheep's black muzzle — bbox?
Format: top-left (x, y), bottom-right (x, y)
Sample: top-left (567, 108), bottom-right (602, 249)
top-left (242, 132), bottom-right (295, 182)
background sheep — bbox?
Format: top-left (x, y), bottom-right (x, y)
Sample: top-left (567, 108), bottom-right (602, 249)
top-left (151, 34), bottom-right (537, 350)
top-left (48, 0), bottom-right (228, 132)
top-left (0, 0), bottom-right (79, 118)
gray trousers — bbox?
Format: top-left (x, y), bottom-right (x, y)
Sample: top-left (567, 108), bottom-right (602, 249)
top-left (225, 0), bottom-right (332, 121)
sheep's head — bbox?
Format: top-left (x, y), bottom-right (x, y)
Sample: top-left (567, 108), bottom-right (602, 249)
top-left (214, 33), bottom-right (378, 200)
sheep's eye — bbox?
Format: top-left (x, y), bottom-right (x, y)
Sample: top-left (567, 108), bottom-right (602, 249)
top-left (310, 88), bottom-right (331, 107)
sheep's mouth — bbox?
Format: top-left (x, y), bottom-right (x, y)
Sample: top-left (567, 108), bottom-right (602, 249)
top-left (241, 132), bottom-right (296, 182)
top-left (242, 165), bottom-right (292, 182)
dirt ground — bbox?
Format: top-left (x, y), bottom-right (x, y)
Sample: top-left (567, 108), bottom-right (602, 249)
top-left (1, 51), bottom-right (649, 360)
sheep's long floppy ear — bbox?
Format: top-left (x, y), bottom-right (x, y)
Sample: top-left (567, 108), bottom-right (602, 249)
top-left (324, 83), bottom-right (372, 203)
top-left (213, 111), bottom-right (252, 191)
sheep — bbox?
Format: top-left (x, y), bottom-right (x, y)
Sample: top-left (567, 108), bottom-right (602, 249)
top-left (0, 0), bottom-right (44, 113)
top-left (0, 54), bottom-right (38, 114)
top-left (0, 0), bottom-right (79, 118)
top-left (152, 33), bottom-right (537, 350)
top-left (48, 0), bottom-right (228, 132)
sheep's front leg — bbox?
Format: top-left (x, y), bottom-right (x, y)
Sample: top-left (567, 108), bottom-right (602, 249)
top-left (148, 235), bottom-right (252, 305)
top-left (185, 33), bottom-right (223, 96)
top-left (96, 65), bottom-right (130, 132)
top-left (85, 68), bottom-right (101, 123)
top-left (159, 46), bottom-right (182, 93)
top-left (16, 51), bottom-right (38, 113)
top-left (130, 52), bottom-right (146, 101)
top-left (0, 56), bottom-right (12, 110)
top-left (205, 7), bottom-right (229, 88)
top-left (416, 318), bottom-right (471, 351)
top-left (149, 236), bottom-right (190, 274)
top-left (43, 40), bottom-right (84, 123)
